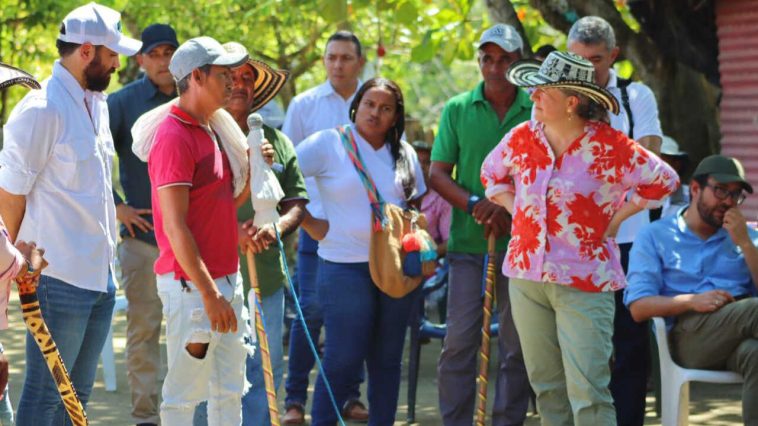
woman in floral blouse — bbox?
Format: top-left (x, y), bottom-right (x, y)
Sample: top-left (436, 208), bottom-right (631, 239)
top-left (480, 51), bottom-right (679, 424)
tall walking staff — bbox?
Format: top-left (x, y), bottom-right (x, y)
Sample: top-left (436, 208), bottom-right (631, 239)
top-left (2, 62), bottom-right (88, 426)
top-left (246, 113), bottom-right (286, 425)
top-left (475, 234), bottom-right (497, 426)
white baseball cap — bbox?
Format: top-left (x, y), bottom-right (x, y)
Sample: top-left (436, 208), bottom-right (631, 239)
top-left (169, 37), bottom-right (248, 81)
top-left (478, 23), bottom-right (523, 53)
top-left (58, 2), bottom-right (141, 56)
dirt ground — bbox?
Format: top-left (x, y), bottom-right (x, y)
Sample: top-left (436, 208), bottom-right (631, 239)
top-left (2, 289), bottom-right (744, 425)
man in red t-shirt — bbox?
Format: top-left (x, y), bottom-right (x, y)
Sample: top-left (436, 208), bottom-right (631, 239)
top-left (147, 36), bottom-right (249, 425)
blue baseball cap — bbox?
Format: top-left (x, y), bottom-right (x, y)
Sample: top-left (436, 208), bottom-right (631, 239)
top-left (140, 23), bottom-right (178, 54)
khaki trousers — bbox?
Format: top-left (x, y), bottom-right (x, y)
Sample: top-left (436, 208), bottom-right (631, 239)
top-left (509, 278), bottom-right (617, 426)
top-left (118, 238), bottom-right (162, 424)
top-left (671, 297), bottom-right (758, 425)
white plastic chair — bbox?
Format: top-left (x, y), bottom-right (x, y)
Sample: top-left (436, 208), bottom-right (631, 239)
top-left (100, 295), bottom-right (128, 392)
top-left (652, 316), bottom-right (743, 425)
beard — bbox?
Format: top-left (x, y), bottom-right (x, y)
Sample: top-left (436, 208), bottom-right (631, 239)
top-left (697, 192), bottom-right (729, 228)
top-left (84, 54), bottom-right (115, 92)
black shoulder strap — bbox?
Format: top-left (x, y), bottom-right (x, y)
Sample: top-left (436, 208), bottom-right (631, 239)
top-left (617, 77), bottom-right (659, 222)
top-left (616, 77), bottom-right (634, 140)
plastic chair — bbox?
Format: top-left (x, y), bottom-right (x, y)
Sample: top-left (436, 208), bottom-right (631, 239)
top-left (100, 295), bottom-right (128, 391)
top-left (406, 262), bottom-right (500, 423)
top-left (651, 316), bottom-right (743, 425)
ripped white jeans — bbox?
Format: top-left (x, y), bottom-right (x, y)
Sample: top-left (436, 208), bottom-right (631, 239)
top-left (157, 272), bottom-right (250, 426)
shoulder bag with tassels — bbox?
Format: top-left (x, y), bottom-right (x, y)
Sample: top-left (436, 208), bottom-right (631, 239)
top-left (336, 125), bottom-right (436, 298)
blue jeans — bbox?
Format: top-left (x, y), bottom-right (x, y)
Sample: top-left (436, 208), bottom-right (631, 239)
top-left (16, 274), bottom-right (116, 426)
top-left (285, 230), bottom-right (323, 407)
top-left (193, 287), bottom-right (285, 426)
top-left (311, 259), bottom-right (418, 426)
top-left (0, 384), bottom-right (13, 425)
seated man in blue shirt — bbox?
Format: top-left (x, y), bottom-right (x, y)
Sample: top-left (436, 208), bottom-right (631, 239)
top-left (625, 154), bottom-right (758, 425)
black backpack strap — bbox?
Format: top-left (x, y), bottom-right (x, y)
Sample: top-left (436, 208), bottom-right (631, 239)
top-left (616, 77), bottom-right (634, 140)
top-left (617, 77), bottom-right (659, 221)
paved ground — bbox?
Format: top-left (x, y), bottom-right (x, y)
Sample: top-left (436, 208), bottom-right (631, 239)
top-left (2, 289), bottom-right (745, 425)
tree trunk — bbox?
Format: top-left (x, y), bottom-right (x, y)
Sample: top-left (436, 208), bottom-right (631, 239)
top-left (484, 0), bottom-right (533, 55)
top-left (489, 0), bottom-right (722, 169)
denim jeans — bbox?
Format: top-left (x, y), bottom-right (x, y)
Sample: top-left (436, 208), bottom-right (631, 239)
top-left (285, 230), bottom-right (323, 407)
top-left (16, 274), bottom-right (116, 426)
top-left (311, 259), bottom-right (418, 426)
top-left (158, 272), bottom-right (249, 426)
top-left (193, 287), bottom-right (285, 426)
top-left (0, 385), bottom-right (13, 425)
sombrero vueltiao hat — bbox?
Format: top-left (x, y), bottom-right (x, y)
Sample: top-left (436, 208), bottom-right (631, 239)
top-left (505, 51), bottom-right (620, 115)
top-left (222, 42), bottom-right (288, 113)
top-left (0, 62), bottom-right (41, 90)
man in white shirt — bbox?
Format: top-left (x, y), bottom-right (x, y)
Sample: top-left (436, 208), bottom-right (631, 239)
top-left (568, 16), bottom-right (663, 426)
top-left (281, 30), bottom-right (369, 424)
top-left (0, 4), bottom-right (140, 425)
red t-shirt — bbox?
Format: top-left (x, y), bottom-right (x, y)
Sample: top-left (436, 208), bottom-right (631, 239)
top-left (148, 105), bottom-right (238, 280)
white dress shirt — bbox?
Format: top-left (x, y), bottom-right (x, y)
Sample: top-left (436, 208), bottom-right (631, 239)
top-left (282, 81), bottom-right (357, 219)
top-left (605, 69), bottom-right (664, 244)
top-left (0, 61), bottom-right (117, 292)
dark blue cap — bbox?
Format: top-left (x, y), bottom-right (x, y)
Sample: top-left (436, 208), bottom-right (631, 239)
top-left (140, 24), bottom-right (178, 54)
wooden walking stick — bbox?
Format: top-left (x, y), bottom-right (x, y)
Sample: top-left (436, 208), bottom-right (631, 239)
top-left (475, 234), bottom-right (497, 426)
top-left (16, 261), bottom-right (89, 426)
top-left (246, 112), bottom-right (285, 425)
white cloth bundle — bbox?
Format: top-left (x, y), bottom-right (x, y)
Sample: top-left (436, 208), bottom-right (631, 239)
top-left (247, 113), bottom-right (284, 226)
top-left (131, 99), bottom-right (250, 197)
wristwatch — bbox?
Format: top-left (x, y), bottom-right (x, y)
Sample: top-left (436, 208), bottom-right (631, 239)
top-left (467, 195), bottom-right (481, 215)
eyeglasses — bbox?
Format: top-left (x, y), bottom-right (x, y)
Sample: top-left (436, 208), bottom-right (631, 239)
top-left (705, 184), bottom-right (747, 205)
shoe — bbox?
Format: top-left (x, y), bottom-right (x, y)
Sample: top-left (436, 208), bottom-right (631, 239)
top-left (342, 399), bottom-right (369, 423)
top-left (283, 403), bottom-right (305, 425)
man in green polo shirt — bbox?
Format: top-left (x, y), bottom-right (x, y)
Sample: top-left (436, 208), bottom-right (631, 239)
top-left (429, 23), bottom-right (532, 425)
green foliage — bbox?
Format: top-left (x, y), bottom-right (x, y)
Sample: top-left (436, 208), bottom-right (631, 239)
top-left (1, 0), bottom-right (640, 131)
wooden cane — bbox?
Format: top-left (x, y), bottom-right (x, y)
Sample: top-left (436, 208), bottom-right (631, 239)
top-left (16, 261), bottom-right (88, 426)
top-left (475, 234), bottom-right (497, 426)
top-left (246, 250), bottom-right (281, 425)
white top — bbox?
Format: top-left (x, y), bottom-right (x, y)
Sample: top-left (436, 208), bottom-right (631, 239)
top-left (282, 81), bottom-right (357, 219)
top-left (296, 127), bottom-right (426, 263)
top-left (0, 61), bottom-right (117, 292)
top-left (606, 69), bottom-right (664, 244)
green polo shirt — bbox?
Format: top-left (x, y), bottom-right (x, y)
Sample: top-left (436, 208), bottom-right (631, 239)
top-left (238, 124), bottom-right (308, 299)
top-left (431, 82), bottom-right (532, 254)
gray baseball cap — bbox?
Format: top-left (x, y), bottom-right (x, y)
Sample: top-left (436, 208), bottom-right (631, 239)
top-left (169, 36), bottom-right (248, 81)
top-left (478, 23), bottom-right (523, 53)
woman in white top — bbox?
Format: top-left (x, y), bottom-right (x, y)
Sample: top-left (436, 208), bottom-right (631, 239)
top-left (296, 78), bottom-right (425, 425)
